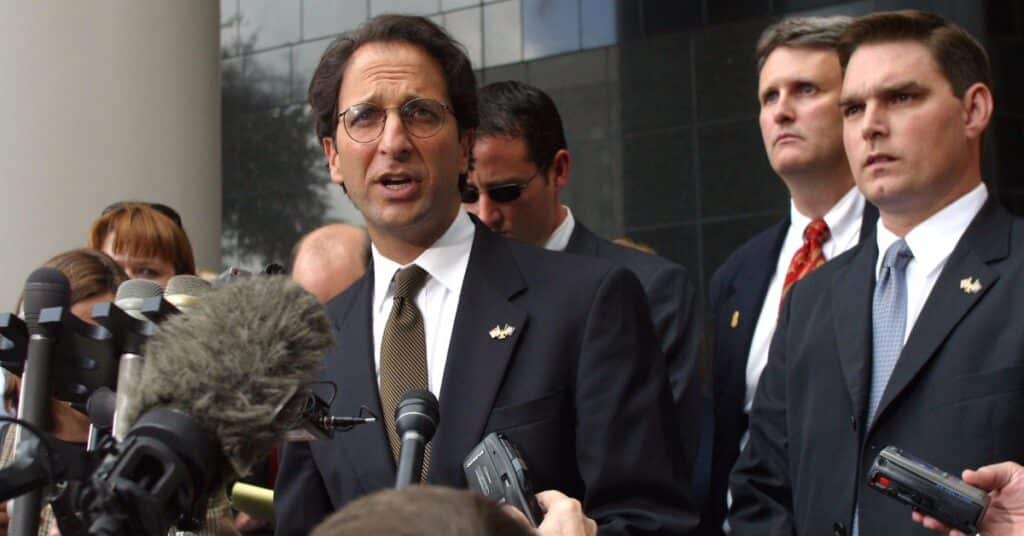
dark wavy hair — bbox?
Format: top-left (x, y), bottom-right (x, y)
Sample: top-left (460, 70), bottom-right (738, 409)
top-left (308, 14), bottom-right (479, 143)
top-left (838, 10), bottom-right (991, 97)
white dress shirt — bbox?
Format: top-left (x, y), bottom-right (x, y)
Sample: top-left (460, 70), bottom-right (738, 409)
top-left (543, 205), bottom-right (576, 252)
top-left (874, 182), bottom-right (987, 342)
top-left (743, 186), bottom-right (866, 413)
top-left (370, 207), bottom-right (475, 397)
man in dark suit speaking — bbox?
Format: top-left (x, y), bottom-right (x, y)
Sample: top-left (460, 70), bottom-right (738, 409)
top-left (274, 15), bottom-right (696, 536)
top-left (728, 10), bottom-right (1024, 535)
top-left (461, 80), bottom-right (703, 484)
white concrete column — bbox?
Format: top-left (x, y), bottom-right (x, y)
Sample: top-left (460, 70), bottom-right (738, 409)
top-left (0, 1), bottom-right (221, 309)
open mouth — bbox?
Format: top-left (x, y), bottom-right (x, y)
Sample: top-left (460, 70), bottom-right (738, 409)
top-left (379, 175), bottom-right (417, 190)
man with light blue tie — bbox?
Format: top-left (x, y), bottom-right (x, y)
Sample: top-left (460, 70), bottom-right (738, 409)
top-left (727, 10), bottom-right (1024, 535)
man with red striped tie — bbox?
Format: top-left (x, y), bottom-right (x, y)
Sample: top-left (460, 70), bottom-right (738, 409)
top-left (703, 15), bottom-right (878, 535)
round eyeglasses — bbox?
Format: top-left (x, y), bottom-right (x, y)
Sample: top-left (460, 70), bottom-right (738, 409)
top-left (338, 98), bottom-right (454, 143)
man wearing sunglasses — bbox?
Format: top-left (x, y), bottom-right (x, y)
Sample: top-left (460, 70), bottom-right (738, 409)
top-left (464, 80), bottom-right (705, 498)
top-left (275, 15), bottom-right (696, 536)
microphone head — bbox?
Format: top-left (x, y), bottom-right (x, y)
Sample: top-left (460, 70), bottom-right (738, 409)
top-left (164, 275), bottom-right (213, 311)
top-left (114, 279), bottom-right (164, 302)
top-left (87, 386), bottom-right (117, 429)
top-left (114, 279), bottom-right (164, 320)
top-left (119, 276), bottom-right (332, 485)
top-left (23, 267), bottom-right (71, 331)
top-left (395, 389), bottom-right (439, 441)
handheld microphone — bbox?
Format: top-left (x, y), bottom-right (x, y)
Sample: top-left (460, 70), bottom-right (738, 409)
top-left (163, 275), bottom-right (212, 313)
top-left (113, 279), bottom-right (163, 321)
top-left (104, 279), bottom-right (163, 440)
top-left (11, 267), bottom-right (71, 536)
top-left (394, 389), bottom-right (439, 488)
top-left (86, 387), bottom-right (116, 450)
top-left (76, 276), bottom-right (332, 535)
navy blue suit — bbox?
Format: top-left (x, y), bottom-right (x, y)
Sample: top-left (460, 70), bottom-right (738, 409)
top-left (275, 218), bottom-right (697, 536)
top-left (565, 222), bottom-right (702, 480)
top-left (702, 204), bottom-right (877, 534)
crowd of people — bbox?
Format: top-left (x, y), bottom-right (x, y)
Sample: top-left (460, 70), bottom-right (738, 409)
top-left (2, 7), bottom-right (1023, 536)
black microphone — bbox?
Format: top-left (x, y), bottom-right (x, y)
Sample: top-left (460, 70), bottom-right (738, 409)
top-left (76, 276), bottom-right (332, 535)
top-left (0, 313), bottom-right (28, 375)
top-left (11, 267), bottom-right (70, 536)
top-left (86, 386), bottom-right (116, 450)
top-left (394, 389), bottom-right (439, 489)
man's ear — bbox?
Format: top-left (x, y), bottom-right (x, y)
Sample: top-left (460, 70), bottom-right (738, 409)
top-left (549, 149), bottom-right (571, 194)
top-left (459, 129), bottom-right (475, 175)
top-left (962, 82), bottom-right (993, 141)
top-left (322, 137), bottom-right (346, 186)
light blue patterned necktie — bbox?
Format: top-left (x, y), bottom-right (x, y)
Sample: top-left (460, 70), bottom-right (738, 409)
top-left (854, 239), bottom-right (913, 536)
top-left (868, 239), bottom-right (914, 422)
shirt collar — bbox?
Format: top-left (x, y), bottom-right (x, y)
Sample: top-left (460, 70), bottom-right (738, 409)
top-left (875, 182), bottom-right (988, 278)
top-left (544, 206), bottom-right (575, 252)
top-left (788, 185), bottom-right (863, 240)
top-left (371, 206), bottom-right (476, 312)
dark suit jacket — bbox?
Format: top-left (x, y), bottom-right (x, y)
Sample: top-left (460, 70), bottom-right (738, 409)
top-left (565, 222), bottom-right (702, 480)
top-left (703, 204), bottom-right (877, 534)
top-left (727, 198), bottom-right (1024, 535)
top-left (275, 218), bottom-right (697, 536)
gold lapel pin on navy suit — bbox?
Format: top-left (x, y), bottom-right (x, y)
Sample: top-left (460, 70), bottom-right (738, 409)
top-left (730, 310), bottom-right (740, 329)
top-left (489, 324), bottom-right (515, 340)
top-left (959, 276), bottom-right (982, 294)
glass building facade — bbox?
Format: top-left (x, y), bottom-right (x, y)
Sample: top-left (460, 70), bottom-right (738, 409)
top-left (220, 0), bottom-right (1023, 302)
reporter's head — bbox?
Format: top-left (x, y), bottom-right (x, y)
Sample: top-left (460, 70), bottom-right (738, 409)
top-left (311, 486), bottom-right (531, 536)
top-left (88, 201), bottom-right (196, 287)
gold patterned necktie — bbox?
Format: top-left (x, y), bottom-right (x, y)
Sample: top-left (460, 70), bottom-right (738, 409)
top-left (379, 265), bottom-right (431, 474)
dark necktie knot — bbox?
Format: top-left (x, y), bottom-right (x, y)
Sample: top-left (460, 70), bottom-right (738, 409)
top-left (804, 219), bottom-right (831, 246)
top-left (393, 265), bottom-right (429, 300)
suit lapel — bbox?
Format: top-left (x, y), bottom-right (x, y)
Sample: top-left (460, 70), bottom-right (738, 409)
top-left (329, 272), bottom-right (396, 482)
top-left (872, 199), bottom-right (1010, 426)
top-left (832, 241), bottom-right (877, 424)
top-left (430, 224), bottom-right (527, 480)
top-left (728, 219), bottom-right (788, 357)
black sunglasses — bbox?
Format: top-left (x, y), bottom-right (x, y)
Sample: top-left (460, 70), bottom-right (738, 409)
top-left (461, 171), bottom-right (541, 204)
top-left (102, 201), bottom-right (184, 230)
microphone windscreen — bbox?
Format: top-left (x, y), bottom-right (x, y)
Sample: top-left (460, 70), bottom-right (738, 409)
top-left (119, 276), bottom-right (332, 485)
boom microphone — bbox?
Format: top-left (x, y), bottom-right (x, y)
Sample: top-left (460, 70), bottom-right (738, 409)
top-left (394, 389), bottom-right (439, 488)
top-left (76, 276), bottom-right (332, 535)
top-left (12, 267), bottom-right (71, 536)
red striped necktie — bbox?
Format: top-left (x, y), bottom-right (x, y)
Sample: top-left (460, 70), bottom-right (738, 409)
top-left (780, 218), bottom-right (831, 308)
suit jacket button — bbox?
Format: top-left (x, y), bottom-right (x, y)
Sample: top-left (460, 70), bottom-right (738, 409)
top-left (833, 521), bottom-right (846, 535)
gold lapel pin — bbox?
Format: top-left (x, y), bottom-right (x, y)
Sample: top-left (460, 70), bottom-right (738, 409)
top-left (489, 324), bottom-right (515, 340)
top-left (959, 277), bottom-right (982, 294)
top-left (730, 310), bottom-right (740, 329)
